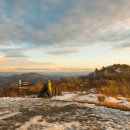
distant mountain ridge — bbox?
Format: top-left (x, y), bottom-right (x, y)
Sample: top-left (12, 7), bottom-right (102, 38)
top-left (0, 72), bottom-right (59, 88)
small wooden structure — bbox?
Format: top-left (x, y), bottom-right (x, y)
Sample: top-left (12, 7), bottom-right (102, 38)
top-left (18, 80), bottom-right (29, 97)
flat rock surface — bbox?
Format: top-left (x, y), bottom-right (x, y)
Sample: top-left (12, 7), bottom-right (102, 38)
top-left (0, 95), bottom-right (130, 130)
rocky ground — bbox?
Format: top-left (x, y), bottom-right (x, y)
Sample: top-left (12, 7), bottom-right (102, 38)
top-left (0, 93), bottom-right (130, 130)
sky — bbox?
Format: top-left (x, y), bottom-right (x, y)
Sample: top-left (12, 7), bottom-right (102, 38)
top-left (0, 0), bottom-right (130, 73)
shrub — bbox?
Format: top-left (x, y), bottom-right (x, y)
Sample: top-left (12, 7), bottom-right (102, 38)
top-left (97, 80), bottom-right (130, 98)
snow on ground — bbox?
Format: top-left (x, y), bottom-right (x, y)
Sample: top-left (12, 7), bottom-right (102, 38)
top-left (106, 96), bottom-right (130, 107)
top-left (52, 92), bottom-right (130, 108)
top-left (0, 92), bottom-right (130, 130)
top-left (17, 116), bottom-right (83, 130)
top-left (0, 112), bottom-right (21, 120)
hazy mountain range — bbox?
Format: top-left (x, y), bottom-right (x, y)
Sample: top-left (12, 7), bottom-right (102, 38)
top-left (0, 73), bottom-right (62, 88)
top-left (0, 71), bottom-right (90, 88)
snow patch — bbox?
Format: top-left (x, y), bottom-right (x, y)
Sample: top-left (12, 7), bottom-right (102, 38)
top-left (52, 92), bottom-right (100, 103)
top-left (17, 115), bottom-right (83, 130)
top-left (0, 112), bottom-right (21, 120)
top-left (52, 92), bottom-right (130, 108)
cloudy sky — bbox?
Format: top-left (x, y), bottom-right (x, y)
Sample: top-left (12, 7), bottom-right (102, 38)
top-left (0, 0), bottom-right (130, 72)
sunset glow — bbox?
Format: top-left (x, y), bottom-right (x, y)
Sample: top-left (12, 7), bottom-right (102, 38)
top-left (0, 0), bottom-right (130, 72)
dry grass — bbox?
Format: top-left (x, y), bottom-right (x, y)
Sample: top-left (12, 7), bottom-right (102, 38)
top-left (72, 99), bottom-right (130, 111)
top-left (97, 80), bottom-right (130, 98)
top-left (96, 101), bottom-right (130, 111)
top-left (127, 98), bottom-right (130, 102)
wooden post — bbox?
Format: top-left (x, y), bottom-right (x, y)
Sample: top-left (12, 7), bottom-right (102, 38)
top-left (18, 80), bottom-right (29, 97)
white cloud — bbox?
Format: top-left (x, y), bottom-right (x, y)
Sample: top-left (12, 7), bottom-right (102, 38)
top-left (0, 0), bottom-right (130, 57)
top-left (48, 49), bottom-right (79, 55)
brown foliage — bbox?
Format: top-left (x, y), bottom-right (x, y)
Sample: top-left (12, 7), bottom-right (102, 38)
top-left (98, 80), bottom-right (130, 98)
top-left (55, 77), bottom-right (86, 92)
top-left (88, 71), bottom-right (130, 98)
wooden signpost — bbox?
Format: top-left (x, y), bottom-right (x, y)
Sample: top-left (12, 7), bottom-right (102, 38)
top-left (18, 80), bottom-right (29, 97)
